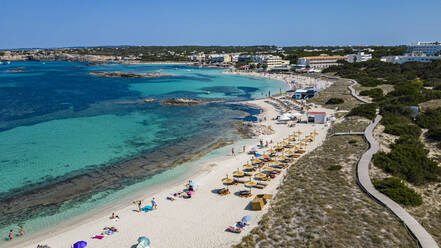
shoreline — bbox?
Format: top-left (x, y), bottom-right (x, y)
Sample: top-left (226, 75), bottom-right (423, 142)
top-left (7, 94), bottom-right (334, 248)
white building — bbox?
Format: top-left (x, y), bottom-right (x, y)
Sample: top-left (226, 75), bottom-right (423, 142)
top-left (345, 52), bottom-right (372, 63)
top-left (208, 54), bottom-right (232, 63)
top-left (407, 42), bottom-right (441, 56)
top-left (381, 55), bottom-right (441, 64)
top-left (262, 55), bottom-right (290, 69)
top-left (297, 55), bottom-right (345, 69)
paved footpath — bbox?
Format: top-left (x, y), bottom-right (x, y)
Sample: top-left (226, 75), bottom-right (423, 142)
top-left (349, 78), bottom-right (439, 248)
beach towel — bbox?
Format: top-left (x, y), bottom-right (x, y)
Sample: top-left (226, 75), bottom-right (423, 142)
top-left (92, 235), bottom-right (104, 239)
top-left (141, 206), bottom-right (153, 212)
top-left (105, 230), bottom-right (114, 235)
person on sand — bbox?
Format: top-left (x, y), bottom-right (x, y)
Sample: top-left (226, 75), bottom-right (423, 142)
top-left (151, 198), bottom-right (157, 209)
top-left (111, 213), bottom-right (119, 220)
top-left (138, 200), bottom-right (142, 213)
top-left (8, 229), bottom-right (13, 240)
top-left (242, 145), bottom-right (245, 153)
top-left (19, 226), bottom-right (23, 236)
top-left (231, 147), bottom-right (235, 156)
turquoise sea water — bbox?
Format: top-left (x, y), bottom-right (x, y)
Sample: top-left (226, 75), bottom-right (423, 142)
top-left (0, 61), bottom-right (287, 244)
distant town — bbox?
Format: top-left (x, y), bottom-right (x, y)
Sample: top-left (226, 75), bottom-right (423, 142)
top-left (1, 42), bottom-right (441, 73)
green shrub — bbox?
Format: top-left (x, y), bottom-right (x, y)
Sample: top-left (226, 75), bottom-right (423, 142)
top-left (347, 103), bottom-right (377, 120)
top-left (384, 124), bottom-right (421, 137)
top-left (326, 98), bottom-right (344, 104)
top-left (328, 165), bottom-right (342, 171)
top-left (380, 115), bottom-right (411, 126)
top-left (373, 136), bottom-right (441, 185)
top-left (428, 128), bottom-right (441, 141)
top-left (373, 177), bottom-right (423, 206)
top-left (360, 88), bottom-right (384, 101)
top-left (416, 107), bottom-right (441, 129)
top-left (348, 139), bottom-right (357, 144)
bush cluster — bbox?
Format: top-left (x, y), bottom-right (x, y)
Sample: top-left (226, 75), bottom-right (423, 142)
top-left (384, 124), bottom-right (421, 137)
top-left (326, 98), bottom-right (344, 104)
top-left (347, 103), bottom-right (377, 120)
top-left (373, 136), bottom-right (441, 185)
top-left (360, 88), bottom-right (384, 101)
top-left (373, 177), bottom-right (422, 206)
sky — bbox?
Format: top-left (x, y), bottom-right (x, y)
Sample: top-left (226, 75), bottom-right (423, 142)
top-left (1, 0), bottom-right (441, 49)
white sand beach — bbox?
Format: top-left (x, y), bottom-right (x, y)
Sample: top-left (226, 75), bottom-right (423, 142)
top-left (10, 93), bottom-right (334, 248)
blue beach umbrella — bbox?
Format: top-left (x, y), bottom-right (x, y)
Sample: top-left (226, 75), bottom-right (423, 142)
top-left (137, 236), bottom-right (151, 248)
top-left (73, 241), bottom-right (87, 248)
top-left (242, 215), bottom-right (253, 223)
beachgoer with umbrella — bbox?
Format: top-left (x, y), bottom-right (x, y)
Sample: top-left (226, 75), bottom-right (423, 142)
top-left (137, 236), bottom-right (151, 248)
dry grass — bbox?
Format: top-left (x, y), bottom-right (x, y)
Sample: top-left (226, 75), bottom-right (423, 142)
top-left (309, 78), bottom-right (361, 111)
top-left (419, 99), bottom-right (441, 112)
top-left (233, 118), bottom-right (417, 248)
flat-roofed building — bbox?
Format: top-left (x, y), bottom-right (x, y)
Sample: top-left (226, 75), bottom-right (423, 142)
top-left (407, 42), bottom-right (441, 56)
top-left (307, 112), bottom-right (327, 124)
top-left (345, 52), bottom-right (372, 63)
top-left (262, 55), bottom-right (290, 69)
top-left (297, 55), bottom-right (345, 69)
top-left (381, 55), bottom-right (441, 64)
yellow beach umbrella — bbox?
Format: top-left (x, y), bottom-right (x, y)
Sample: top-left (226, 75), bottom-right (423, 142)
top-left (295, 131), bottom-right (303, 135)
top-left (278, 155), bottom-right (288, 160)
top-left (244, 180), bottom-right (257, 187)
top-left (243, 164), bottom-right (254, 170)
top-left (261, 154), bottom-right (270, 159)
top-left (254, 173), bottom-right (267, 179)
top-left (271, 161), bottom-right (282, 166)
top-left (233, 170), bottom-right (245, 177)
top-left (251, 159), bottom-right (261, 164)
top-left (267, 149), bottom-right (276, 154)
top-left (222, 178), bottom-right (234, 184)
top-left (262, 166), bottom-right (274, 172)
top-left (285, 150), bottom-right (295, 156)
top-left (280, 141), bottom-right (288, 145)
top-left (311, 130), bottom-right (319, 135)
top-left (274, 145), bottom-right (283, 150)
top-left (298, 142), bottom-right (307, 146)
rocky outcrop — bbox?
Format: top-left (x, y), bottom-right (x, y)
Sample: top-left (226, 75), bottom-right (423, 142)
top-left (89, 71), bottom-right (173, 78)
top-left (160, 98), bottom-right (215, 106)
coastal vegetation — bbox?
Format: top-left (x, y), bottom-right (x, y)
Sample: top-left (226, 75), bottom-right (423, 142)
top-left (233, 118), bottom-right (417, 248)
top-left (359, 88), bottom-right (384, 101)
top-left (347, 103), bottom-right (377, 120)
top-left (325, 97), bottom-right (344, 104)
top-left (325, 61), bottom-right (441, 182)
top-left (325, 59), bottom-right (441, 243)
top-left (373, 177), bottom-right (423, 206)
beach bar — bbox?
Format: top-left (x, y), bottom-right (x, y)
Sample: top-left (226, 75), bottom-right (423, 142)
top-left (307, 112), bottom-right (327, 124)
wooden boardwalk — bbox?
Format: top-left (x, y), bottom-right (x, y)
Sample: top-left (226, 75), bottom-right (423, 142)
top-left (348, 79), bottom-right (439, 248)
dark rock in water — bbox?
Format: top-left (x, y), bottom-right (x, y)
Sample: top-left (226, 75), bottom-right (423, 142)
top-left (0, 136), bottom-right (233, 228)
top-left (89, 71), bottom-right (173, 78)
top-left (160, 98), bottom-right (217, 106)
top-left (7, 69), bottom-right (25, 73)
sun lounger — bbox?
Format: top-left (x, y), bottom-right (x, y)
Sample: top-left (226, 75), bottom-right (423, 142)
top-left (218, 188), bottom-right (230, 195)
top-left (93, 235), bottom-right (104, 239)
top-left (239, 190), bottom-right (252, 198)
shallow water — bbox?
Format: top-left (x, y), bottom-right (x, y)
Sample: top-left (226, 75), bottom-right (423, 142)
top-left (0, 61), bottom-right (287, 243)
